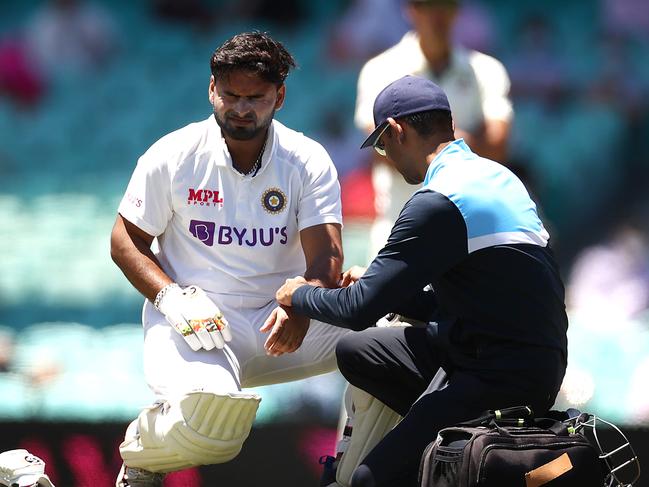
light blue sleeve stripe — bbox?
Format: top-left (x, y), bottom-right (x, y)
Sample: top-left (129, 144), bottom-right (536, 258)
top-left (423, 144), bottom-right (548, 251)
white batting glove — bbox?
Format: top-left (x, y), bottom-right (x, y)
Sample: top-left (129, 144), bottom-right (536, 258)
top-left (155, 284), bottom-right (232, 351)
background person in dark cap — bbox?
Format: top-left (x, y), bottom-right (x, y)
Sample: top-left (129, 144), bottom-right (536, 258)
top-left (270, 75), bottom-right (567, 487)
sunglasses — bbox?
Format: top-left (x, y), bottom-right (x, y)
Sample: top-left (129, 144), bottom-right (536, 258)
top-left (373, 124), bottom-right (390, 156)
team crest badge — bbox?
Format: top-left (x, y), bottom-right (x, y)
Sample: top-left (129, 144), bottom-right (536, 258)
top-left (262, 187), bottom-right (287, 214)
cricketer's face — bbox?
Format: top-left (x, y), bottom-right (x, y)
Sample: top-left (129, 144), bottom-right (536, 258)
top-left (209, 70), bottom-right (285, 140)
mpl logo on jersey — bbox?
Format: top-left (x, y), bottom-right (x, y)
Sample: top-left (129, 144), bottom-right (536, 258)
top-left (187, 188), bottom-right (224, 207)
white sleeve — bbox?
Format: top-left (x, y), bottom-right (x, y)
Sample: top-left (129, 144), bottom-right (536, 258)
top-left (354, 60), bottom-right (379, 132)
top-left (473, 53), bottom-right (514, 123)
top-left (117, 144), bottom-right (174, 237)
top-left (297, 143), bottom-right (343, 231)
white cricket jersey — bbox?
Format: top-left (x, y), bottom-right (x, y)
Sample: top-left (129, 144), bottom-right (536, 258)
top-left (354, 31), bottom-right (513, 132)
top-left (118, 116), bottom-right (342, 300)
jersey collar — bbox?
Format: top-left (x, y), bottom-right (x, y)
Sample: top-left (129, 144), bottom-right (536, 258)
top-left (206, 115), bottom-right (277, 177)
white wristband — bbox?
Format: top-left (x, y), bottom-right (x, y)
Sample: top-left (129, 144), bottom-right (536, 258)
top-left (153, 282), bottom-right (180, 311)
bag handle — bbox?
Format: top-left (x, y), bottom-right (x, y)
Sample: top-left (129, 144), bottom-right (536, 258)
top-left (459, 405), bottom-right (534, 428)
top-left (459, 406), bottom-right (583, 437)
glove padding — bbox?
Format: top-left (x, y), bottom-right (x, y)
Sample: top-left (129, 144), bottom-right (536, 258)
top-left (0, 449), bottom-right (55, 487)
top-left (157, 285), bottom-right (232, 351)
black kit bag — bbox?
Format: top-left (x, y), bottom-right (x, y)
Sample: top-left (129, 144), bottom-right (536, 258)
top-left (419, 406), bottom-right (606, 487)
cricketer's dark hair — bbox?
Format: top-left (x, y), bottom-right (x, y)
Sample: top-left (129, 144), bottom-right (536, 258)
top-left (210, 31), bottom-right (296, 85)
top-left (401, 109), bottom-right (453, 137)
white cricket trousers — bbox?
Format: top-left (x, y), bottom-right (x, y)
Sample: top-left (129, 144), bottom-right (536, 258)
top-left (141, 293), bottom-right (349, 398)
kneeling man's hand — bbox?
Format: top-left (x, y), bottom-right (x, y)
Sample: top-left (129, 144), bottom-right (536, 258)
top-left (339, 265), bottom-right (367, 287)
top-left (260, 305), bottom-right (310, 356)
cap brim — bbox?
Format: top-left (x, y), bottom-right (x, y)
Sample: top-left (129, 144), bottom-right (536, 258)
top-left (360, 121), bottom-right (389, 149)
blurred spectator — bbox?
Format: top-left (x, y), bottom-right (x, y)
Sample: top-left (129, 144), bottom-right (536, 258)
top-left (0, 332), bottom-right (13, 373)
top-left (0, 326), bottom-right (60, 386)
top-left (354, 0), bottom-right (513, 259)
top-left (588, 32), bottom-right (647, 124)
top-left (0, 35), bottom-right (45, 108)
top-left (506, 13), bottom-right (570, 105)
top-left (505, 14), bottom-right (640, 256)
top-left (315, 110), bottom-right (368, 180)
top-left (315, 110), bottom-right (376, 221)
top-left (567, 225), bottom-right (649, 322)
top-left (451, 0), bottom-right (495, 53)
top-left (327, 0), bottom-right (409, 65)
top-left (25, 0), bottom-right (118, 77)
top-left (26, 357), bottom-right (61, 388)
top-left (601, 0), bottom-right (649, 40)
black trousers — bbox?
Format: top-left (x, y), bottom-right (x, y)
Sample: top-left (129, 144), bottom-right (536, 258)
top-left (335, 325), bottom-right (566, 487)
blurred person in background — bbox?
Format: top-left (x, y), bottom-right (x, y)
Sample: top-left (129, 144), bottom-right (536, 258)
top-left (567, 223), bottom-right (649, 323)
top-left (506, 14), bottom-right (569, 105)
top-left (327, 0), bottom-right (495, 67)
top-left (316, 110), bottom-right (369, 181)
top-left (0, 330), bottom-right (14, 374)
top-left (449, 0), bottom-right (495, 54)
top-left (0, 35), bottom-right (45, 108)
top-left (25, 0), bottom-right (118, 77)
top-left (601, 0), bottom-right (649, 41)
top-left (354, 0), bottom-right (513, 260)
top-left (327, 0), bottom-right (409, 65)
top-left (110, 31), bottom-right (348, 486)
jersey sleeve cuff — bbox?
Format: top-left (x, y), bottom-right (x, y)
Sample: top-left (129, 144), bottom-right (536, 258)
top-left (297, 214), bottom-right (343, 232)
top-left (118, 206), bottom-right (164, 237)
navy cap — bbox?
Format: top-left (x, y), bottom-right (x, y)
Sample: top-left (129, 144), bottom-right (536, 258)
top-left (360, 75), bottom-right (451, 149)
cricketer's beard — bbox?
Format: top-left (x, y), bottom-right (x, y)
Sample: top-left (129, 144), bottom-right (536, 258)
top-left (214, 109), bottom-right (275, 141)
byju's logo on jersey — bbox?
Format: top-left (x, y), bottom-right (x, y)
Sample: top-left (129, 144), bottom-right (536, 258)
top-left (189, 220), bottom-right (287, 247)
top-left (189, 220), bottom-right (216, 246)
top-left (187, 188), bottom-right (224, 207)
top-left (261, 187), bottom-right (287, 214)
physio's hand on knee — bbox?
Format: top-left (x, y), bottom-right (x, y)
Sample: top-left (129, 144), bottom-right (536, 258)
top-left (260, 305), bottom-right (310, 356)
top-left (155, 284), bottom-right (232, 351)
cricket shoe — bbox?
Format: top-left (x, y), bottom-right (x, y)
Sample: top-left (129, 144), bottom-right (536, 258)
top-left (115, 464), bottom-right (164, 487)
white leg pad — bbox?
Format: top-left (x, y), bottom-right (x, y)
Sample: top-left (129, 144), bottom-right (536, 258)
top-left (119, 391), bottom-right (261, 473)
top-left (336, 386), bottom-right (402, 486)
